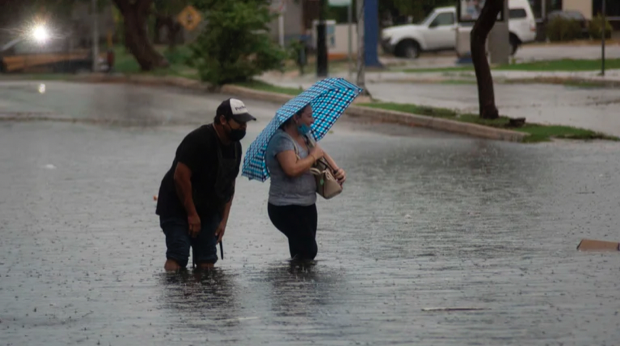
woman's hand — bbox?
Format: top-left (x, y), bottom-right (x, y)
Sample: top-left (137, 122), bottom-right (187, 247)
top-left (333, 167), bottom-right (346, 185)
top-left (309, 145), bottom-right (325, 162)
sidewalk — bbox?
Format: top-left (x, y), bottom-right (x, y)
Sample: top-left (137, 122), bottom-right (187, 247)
top-left (259, 69), bottom-right (620, 137)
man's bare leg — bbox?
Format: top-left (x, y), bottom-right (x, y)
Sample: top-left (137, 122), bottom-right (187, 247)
top-left (164, 259), bottom-right (181, 271)
top-left (196, 262), bottom-right (214, 270)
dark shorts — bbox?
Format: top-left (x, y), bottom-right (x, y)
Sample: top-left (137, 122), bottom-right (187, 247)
top-left (160, 213), bottom-right (221, 268)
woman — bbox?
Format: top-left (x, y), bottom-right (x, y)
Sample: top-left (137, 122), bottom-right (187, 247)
top-left (265, 105), bottom-right (346, 261)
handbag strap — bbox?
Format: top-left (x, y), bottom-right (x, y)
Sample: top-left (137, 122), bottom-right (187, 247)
top-left (304, 134), bottom-right (337, 172)
top-left (309, 167), bottom-right (321, 176)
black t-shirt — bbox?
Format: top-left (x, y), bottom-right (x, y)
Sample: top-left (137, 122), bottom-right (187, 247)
top-left (156, 124), bottom-right (242, 220)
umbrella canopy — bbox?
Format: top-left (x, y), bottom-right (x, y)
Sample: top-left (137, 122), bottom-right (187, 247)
top-left (242, 78), bottom-right (363, 182)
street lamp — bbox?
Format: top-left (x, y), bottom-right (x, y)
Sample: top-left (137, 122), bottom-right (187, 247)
top-left (31, 25), bottom-right (50, 44)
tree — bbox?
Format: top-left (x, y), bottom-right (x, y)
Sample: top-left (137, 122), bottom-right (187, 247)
top-left (111, 0), bottom-right (168, 70)
top-left (471, 0), bottom-right (503, 119)
top-left (189, 0), bottom-right (286, 85)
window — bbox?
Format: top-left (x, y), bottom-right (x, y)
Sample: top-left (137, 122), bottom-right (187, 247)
top-left (430, 13), bottom-right (455, 27)
top-left (509, 8), bottom-right (527, 19)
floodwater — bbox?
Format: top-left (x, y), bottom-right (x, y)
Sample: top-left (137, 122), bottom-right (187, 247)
top-left (1, 82), bottom-right (620, 345)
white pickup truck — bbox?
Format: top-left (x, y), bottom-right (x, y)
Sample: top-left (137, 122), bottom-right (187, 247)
top-left (381, 0), bottom-right (537, 59)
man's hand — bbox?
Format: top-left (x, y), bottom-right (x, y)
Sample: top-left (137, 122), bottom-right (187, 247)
top-left (215, 220), bottom-right (226, 244)
top-left (188, 213), bottom-right (201, 238)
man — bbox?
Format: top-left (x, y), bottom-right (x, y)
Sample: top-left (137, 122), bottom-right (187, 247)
top-left (156, 98), bottom-right (256, 271)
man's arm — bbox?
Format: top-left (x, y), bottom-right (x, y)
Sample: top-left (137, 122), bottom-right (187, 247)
top-left (215, 181), bottom-right (234, 243)
top-left (174, 162), bottom-right (201, 237)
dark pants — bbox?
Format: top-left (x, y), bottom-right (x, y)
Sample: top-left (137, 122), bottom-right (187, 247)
top-left (267, 203), bottom-right (318, 260)
top-left (160, 213), bottom-right (221, 268)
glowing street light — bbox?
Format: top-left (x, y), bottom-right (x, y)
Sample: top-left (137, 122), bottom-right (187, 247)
top-left (31, 25), bottom-right (50, 43)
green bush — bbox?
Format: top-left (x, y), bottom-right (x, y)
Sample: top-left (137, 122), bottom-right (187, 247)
top-left (189, 0), bottom-right (287, 85)
top-left (163, 46), bottom-right (192, 65)
top-left (546, 17), bottom-right (582, 42)
top-left (589, 15), bottom-right (612, 39)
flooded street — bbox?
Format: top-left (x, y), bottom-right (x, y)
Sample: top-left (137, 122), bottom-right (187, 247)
top-left (1, 82), bottom-right (619, 345)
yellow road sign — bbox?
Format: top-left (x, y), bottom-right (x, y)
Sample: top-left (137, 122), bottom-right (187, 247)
top-left (177, 5), bottom-right (202, 32)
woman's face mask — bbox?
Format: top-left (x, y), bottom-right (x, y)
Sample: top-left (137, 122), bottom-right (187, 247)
top-left (295, 106), bottom-right (314, 136)
top-left (297, 123), bottom-right (311, 135)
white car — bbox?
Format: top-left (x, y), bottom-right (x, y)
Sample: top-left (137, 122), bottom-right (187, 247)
top-left (381, 0), bottom-right (537, 59)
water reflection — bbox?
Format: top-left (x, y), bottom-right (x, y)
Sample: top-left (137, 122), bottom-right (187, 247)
top-left (157, 268), bottom-right (241, 329)
top-left (265, 261), bottom-right (336, 318)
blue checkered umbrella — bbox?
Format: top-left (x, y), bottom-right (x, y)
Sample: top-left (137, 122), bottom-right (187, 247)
top-left (242, 78), bottom-right (363, 182)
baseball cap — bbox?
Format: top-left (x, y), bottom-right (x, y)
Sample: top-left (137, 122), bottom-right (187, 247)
top-left (217, 98), bottom-right (256, 123)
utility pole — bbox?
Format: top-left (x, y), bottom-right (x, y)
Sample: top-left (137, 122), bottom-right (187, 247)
top-left (601, 0), bottom-right (606, 76)
top-left (356, 0), bottom-right (366, 94)
top-left (347, 0), bottom-right (352, 80)
top-left (92, 0), bottom-right (99, 72)
top-left (316, 0), bottom-right (328, 77)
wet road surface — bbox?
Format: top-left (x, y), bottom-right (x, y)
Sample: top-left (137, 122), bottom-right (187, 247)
top-left (1, 81), bottom-right (620, 345)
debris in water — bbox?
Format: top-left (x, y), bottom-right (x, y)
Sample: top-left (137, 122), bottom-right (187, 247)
top-left (577, 238), bottom-right (620, 252)
top-left (422, 307), bottom-right (487, 312)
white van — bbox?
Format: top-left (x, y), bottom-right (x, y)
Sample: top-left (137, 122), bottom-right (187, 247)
top-left (381, 0), bottom-right (537, 58)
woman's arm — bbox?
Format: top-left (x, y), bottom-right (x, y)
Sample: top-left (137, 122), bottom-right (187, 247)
top-left (322, 151), bottom-right (346, 184)
top-left (322, 151), bottom-right (339, 171)
top-left (276, 146), bottom-right (323, 178)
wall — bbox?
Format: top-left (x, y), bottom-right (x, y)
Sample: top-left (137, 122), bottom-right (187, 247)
top-left (71, 3), bottom-right (116, 48)
top-left (268, 0), bottom-right (305, 45)
top-left (331, 23), bottom-right (357, 56)
top-left (563, 0), bottom-right (592, 19)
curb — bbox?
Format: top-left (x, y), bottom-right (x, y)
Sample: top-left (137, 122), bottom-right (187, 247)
top-left (219, 85), bottom-right (526, 142)
top-left (220, 84), bottom-right (293, 105)
top-left (344, 106), bottom-right (527, 142)
top-left (64, 73), bottom-right (528, 142)
top-left (71, 74), bottom-right (215, 91)
top-left (0, 112), bottom-right (205, 126)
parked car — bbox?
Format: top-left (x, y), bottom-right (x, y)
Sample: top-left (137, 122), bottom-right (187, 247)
top-left (546, 10), bottom-right (590, 39)
top-left (381, 0), bottom-right (537, 58)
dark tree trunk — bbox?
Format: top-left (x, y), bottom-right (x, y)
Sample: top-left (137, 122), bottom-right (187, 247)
top-left (111, 0), bottom-right (168, 71)
top-left (471, 0), bottom-right (504, 119)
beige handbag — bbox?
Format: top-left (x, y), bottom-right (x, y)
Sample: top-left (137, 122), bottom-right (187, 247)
top-left (293, 136), bottom-right (343, 200)
top-left (309, 160), bottom-right (342, 199)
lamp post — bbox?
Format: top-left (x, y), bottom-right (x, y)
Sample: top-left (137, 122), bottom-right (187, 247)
top-left (92, 0), bottom-right (99, 72)
top-left (356, 0), bottom-right (365, 89)
top-left (601, 0), bottom-right (606, 76)
top-left (316, 0), bottom-right (328, 77)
